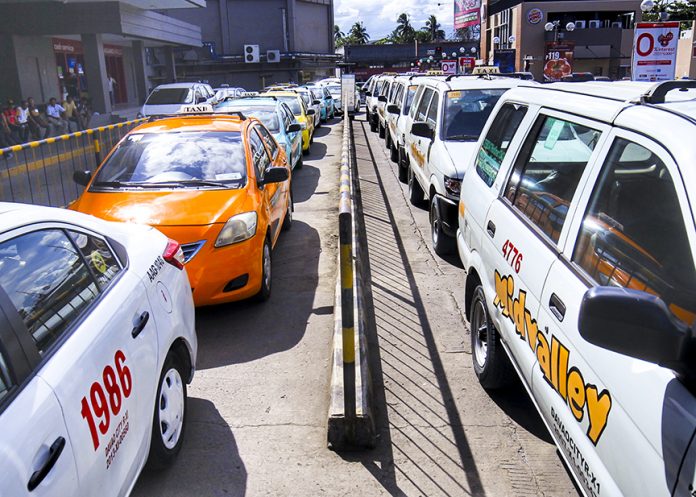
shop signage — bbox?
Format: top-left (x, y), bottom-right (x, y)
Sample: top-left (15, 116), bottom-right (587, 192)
top-left (454, 0), bottom-right (481, 30)
top-left (53, 38), bottom-right (82, 54)
top-left (631, 22), bottom-right (680, 81)
top-left (544, 41), bottom-right (574, 81)
top-left (527, 8), bottom-right (543, 25)
top-left (458, 57), bottom-right (476, 73)
top-left (494, 49), bottom-right (516, 73)
top-left (441, 60), bottom-right (458, 75)
top-left (104, 45), bottom-right (124, 57)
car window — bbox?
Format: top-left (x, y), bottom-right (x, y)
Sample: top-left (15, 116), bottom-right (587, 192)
top-left (0, 349), bottom-right (12, 402)
top-left (443, 89), bottom-right (507, 141)
top-left (504, 115), bottom-right (601, 244)
top-left (68, 231), bottom-right (121, 289)
top-left (216, 104), bottom-right (280, 133)
top-left (0, 229), bottom-right (100, 355)
top-left (426, 92), bottom-right (439, 129)
top-left (404, 85), bottom-right (418, 115)
top-left (409, 86), bottom-right (425, 118)
top-left (145, 88), bottom-right (192, 105)
top-left (415, 88), bottom-right (434, 122)
top-left (572, 138), bottom-right (696, 326)
top-left (256, 125), bottom-right (279, 160)
top-left (278, 97), bottom-right (302, 115)
top-left (249, 128), bottom-right (270, 179)
top-left (92, 132), bottom-right (247, 187)
top-left (475, 103), bottom-right (528, 187)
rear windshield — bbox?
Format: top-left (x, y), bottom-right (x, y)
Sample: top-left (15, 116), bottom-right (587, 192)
top-left (327, 85), bottom-right (341, 96)
top-left (277, 97), bottom-right (302, 115)
top-left (145, 88), bottom-right (192, 105)
top-left (442, 89), bottom-right (506, 141)
top-left (216, 104), bottom-right (280, 133)
top-left (91, 132), bottom-right (246, 189)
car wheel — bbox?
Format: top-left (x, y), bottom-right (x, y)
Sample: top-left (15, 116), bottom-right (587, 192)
top-left (255, 236), bottom-right (272, 302)
top-left (398, 148), bottom-right (408, 183)
top-left (378, 123), bottom-right (385, 139)
top-left (385, 130), bottom-right (391, 149)
top-left (430, 197), bottom-right (455, 256)
top-left (390, 142), bottom-right (399, 163)
top-left (470, 286), bottom-right (513, 389)
top-left (370, 116), bottom-right (377, 132)
top-left (147, 351), bottom-right (187, 469)
top-left (408, 167), bottom-right (426, 208)
top-left (283, 191), bottom-right (293, 231)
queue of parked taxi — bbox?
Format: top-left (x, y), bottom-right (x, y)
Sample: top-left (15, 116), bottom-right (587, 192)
top-left (0, 78), bottom-right (348, 497)
top-left (362, 71), bottom-right (696, 497)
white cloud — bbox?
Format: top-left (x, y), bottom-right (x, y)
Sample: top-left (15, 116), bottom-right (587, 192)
top-left (335, 0), bottom-right (454, 40)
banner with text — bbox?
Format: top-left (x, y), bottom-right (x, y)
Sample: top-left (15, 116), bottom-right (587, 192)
top-left (544, 41), bottom-right (575, 82)
top-left (631, 22), bottom-right (680, 82)
top-left (454, 0), bottom-right (481, 30)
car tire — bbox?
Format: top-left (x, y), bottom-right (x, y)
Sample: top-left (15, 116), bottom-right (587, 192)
top-left (147, 351), bottom-right (188, 470)
top-left (430, 197), bottom-right (455, 256)
top-left (398, 148), bottom-right (408, 183)
top-left (385, 130), bottom-right (391, 149)
top-left (408, 167), bottom-right (426, 208)
top-left (254, 236), bottom-right (272, 302)
top-left (390, 142), bottom-right (399, 163)
top-left (370, 117), bottom-right (377, 132)
top-left (378, 123), bottom-right (385, 139)
top-left (470, 285), bottom-right (513, 389)
top-left (283, 191), bottom-right (293, 232)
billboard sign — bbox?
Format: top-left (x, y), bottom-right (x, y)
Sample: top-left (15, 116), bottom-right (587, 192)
top-left (454, 0), bottom-right (481, 30)
top-left (458, 57), bottom-right (476, 73)
top-left (544, 41), bottom-right (575, 81)
top-left (631, 22), bottom-right (680, 81)
top-left (494, 49), bottom-right (516, 73)
top-left (441, 60), bottom-right (458, 75)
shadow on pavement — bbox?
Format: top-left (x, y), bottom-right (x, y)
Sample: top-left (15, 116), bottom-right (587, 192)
top-left (133, 398), bottom-right (246, 497)
top-left (292, 164), bottom-right (320, 203)
top-left (195, 219), bottom-right (320, 369)
top-left (313, 126), bottom-right (332, 138)
top-left (307, 141), bottom-right (327, 161)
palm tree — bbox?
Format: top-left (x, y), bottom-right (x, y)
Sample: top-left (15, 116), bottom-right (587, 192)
top-left (393, 13), bottom-right (416, 43)
top-left (334, 25), bottom-right (344, 42)
top-left (425, 15), bottom-right (446, 41)
top-left (348, 22), bottom-right (370, 45)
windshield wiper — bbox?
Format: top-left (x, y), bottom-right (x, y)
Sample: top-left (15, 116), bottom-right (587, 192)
top-left (148, 180), bottom-right (234, 188)
top-left (447, 134), bottom-right (479, 141)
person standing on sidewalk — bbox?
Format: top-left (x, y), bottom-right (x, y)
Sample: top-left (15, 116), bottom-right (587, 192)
top-left (108, 75), bottom-right (118, 106)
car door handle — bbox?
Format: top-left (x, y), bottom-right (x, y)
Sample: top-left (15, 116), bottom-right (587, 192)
top-left (131, 311), bottom-right (150, 339)
top-left (486, 220), bottom-right (496, 237)
top-left (27, 436), bottom-right (65, 491)
top-left (549, 293), bottom-right (566, 322)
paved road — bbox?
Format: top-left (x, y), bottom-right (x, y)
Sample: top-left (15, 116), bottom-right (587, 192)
top-left (132, 114), bottom-right (580, 497)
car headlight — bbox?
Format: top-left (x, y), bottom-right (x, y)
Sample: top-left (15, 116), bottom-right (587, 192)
top-left (444, 176), bottom-right (462, 198)
top-left (215, 212), bottom-right (257, 247)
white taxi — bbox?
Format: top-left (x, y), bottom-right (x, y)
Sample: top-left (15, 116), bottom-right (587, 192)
top-left (0, 203), bottom-right (197, 496)
top-left (457, 80), bottom-right (696, 497)
top-left (406, 75), bottom-right (531, 256)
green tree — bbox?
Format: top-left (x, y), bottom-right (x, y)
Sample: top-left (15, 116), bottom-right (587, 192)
top-left (334, 25), bottom-right (345, 48)
top-left (415, 29), bottom-right (432, 43)
top-left (425, 15), bottom-right (446, 41)
top-left (347, 22), bottom-right (370, 45)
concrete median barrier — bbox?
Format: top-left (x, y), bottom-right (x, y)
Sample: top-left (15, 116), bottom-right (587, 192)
top-left (327, 108), bottom-right (377, 450)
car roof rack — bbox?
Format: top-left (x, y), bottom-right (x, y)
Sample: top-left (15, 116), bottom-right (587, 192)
top-left (640, 80), bottom-right (696, 104)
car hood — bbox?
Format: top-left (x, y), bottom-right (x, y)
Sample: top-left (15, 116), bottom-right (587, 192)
top-left (443, 141), bottom-right (480, 177)
top-left (71, 189), bottom-right (250, 227)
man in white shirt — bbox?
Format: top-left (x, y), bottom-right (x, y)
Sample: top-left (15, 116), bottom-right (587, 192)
top-left (45, 97), bottom-right (68, 136)
top-left (16, 100), bottom-right (29, 142)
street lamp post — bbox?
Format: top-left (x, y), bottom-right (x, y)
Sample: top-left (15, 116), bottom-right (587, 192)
top-left (544, 20), bottom-right (575, 43)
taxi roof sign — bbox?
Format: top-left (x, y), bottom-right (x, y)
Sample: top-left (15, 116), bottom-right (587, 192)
top-left (178, 104), bottom-right (214, 114)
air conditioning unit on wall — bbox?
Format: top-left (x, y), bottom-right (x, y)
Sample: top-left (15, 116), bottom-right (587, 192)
top-left (574, 20), bottom-right (586, 29)
top-left (589, 20), bottom-right (601, 29)
top-left (244, 44), bottom-right (259, 63)
top-left (267, 50), bottom-right (280, 63)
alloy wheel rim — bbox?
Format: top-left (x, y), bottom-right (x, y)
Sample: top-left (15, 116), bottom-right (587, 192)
top-left (159, 367), bottom-right (184, 449)
top-left (263, 243), bottom-right (271, 289)
top-left (472, 300), bottom-right (489, 369)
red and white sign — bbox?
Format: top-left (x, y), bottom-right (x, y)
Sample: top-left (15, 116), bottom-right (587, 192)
top-left (458, 57), bottom-right (476, 73)
top-left (632, 22), bottom-right (680, 82)
top-left (441, 59), bottom-right (458, 75)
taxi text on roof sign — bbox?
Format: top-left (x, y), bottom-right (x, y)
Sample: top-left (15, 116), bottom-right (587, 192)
top-left (178, 104), bottom-right (215, 114)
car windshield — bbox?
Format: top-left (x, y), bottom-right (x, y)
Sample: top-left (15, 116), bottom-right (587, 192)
top-left (277, 97), bottom-right (302, 115)
top-left (216, 104), bottom-right (280, 132)
top-left (145, 88), bottom-right (193, 105)
top-left (91, 132), bottom-right (246, 189)
top-left (327, 85), bottom-right (341, 96)
top-left (442, 89), bottom-right (506, 141)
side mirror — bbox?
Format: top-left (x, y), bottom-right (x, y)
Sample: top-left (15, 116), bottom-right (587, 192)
top-left (287, 123), bottom-right (301, 133)
top-left (73, 170), bottom-right (92, 186)
top-left (261, 167), bottom-right (289, 185)
top-left (313, 99), bottom-right (321, 105)
top-left (578, 287), bottom-right (691, 372)
top-left (386, 104), bottom-right (400, 115)
top-left (411, 122), bottom-right (434, 140)
top-left (378, 95), bottom-right (387, 103)
top-left (307, 109), bottom-right (316, 116)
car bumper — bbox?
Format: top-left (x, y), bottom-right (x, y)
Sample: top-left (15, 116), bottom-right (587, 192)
top-left (435, 194), bottom-right (458, 237)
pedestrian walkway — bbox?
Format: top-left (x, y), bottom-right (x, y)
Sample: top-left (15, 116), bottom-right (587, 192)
top-left (353, 115), bottom-right (579, 497)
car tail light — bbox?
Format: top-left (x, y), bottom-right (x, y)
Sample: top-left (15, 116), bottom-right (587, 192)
top-left (163, 239), bottom-right (185, 270)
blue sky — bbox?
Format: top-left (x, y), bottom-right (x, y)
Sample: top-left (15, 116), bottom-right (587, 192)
top-left (334, 0), bottom-right (455, 41)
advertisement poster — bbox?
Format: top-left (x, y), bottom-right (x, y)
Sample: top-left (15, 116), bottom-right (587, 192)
top-left (458, 57), bottom-right (476, 73)
top-left (544, 42), bottom-right (575, 81)
top-left (454, 0), bottom-right (481, 30)
top-left (631, 22), bottom-right (680, 81)
top-left (494, 49), bottom-right (516, 73)
top-left (441, 60), bottom-right (458, 75)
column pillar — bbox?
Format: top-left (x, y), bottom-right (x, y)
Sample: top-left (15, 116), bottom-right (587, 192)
top-left (132, 40), bottom-right (149, 104)
top-left (81, 33), bottom-right (111, 114)
top-left (163, 46), bottom-right (177, 83)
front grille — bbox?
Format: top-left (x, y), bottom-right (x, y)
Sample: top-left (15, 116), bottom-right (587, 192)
top-left (181, 240), bottom-right (205, 263)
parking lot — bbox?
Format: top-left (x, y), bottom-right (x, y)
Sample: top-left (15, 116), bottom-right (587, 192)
top-left (130, 115), bottom-right (578, 497)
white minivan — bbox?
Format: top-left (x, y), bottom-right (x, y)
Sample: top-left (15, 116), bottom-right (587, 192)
top-left (141, 82), bottom-right (216, 117)
top-left (457, 80), bottom-right (696, 497)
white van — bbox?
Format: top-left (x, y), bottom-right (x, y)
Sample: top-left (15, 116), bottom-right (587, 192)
top-left (141, 82), bottom-right (216, 117)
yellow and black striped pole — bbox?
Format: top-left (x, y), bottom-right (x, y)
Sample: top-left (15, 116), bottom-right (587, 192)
top-left (339, 107), bottom-right (356, 420)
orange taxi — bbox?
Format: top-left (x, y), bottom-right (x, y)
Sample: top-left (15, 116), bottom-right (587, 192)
top-left (70, 106), bottom-right (292, 306)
